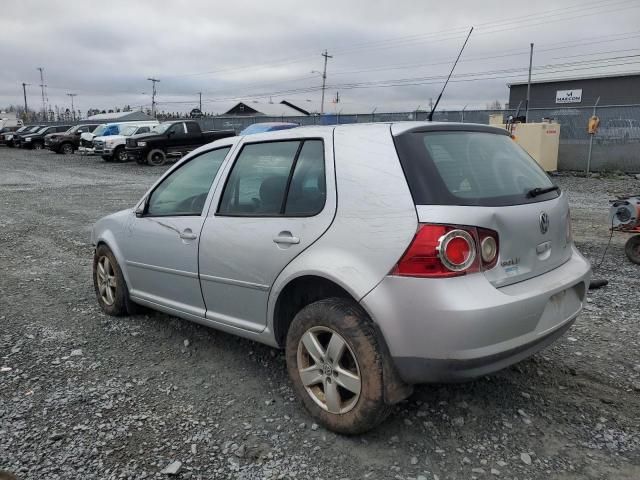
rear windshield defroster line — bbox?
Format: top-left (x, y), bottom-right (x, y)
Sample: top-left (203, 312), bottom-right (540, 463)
top-left (392, 129), bottom-right (560, 207)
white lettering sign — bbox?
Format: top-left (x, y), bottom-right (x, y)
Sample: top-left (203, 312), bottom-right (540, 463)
top-left (555, 89), bottom-right (582, 104)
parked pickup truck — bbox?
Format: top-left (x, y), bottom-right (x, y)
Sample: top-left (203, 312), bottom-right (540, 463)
top-left (4, 125), bottom-right (44, 147)
top-left (0, 125), bottom-right (25, 145)
top-left (93, 122), bottom-right (158, 162)
top-left (125, 120), bottom-right (235, 165)
top-left (18, 124), bottom-right (72, 149)
top-left (44, 124), bottom-right (100, 154)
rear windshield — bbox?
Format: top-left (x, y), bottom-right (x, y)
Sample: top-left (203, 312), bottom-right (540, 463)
top-left (394, 130), bottom-right (558, 206)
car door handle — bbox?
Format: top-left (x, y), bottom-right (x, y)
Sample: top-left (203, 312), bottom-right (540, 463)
top-left (273, 232), bottom-right (300, 245)
top-left (180, 229), bottom-right (198, 240)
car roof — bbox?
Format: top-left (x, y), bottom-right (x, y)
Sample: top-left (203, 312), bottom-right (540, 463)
top-left (233, 121), bottom-right (510, 139)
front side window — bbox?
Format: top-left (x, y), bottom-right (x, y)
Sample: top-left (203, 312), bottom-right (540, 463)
top-left (146, 147), bottom-right (231, 216)
top-left (168, 123), bottom-right (186, 137)
top-left (218, 139), bottom-right (325, 216)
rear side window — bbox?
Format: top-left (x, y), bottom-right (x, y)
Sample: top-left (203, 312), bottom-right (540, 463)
top-left (394, 130), bottom-right (557, 206)
top-left (218, 139), bottom-right (325, 216)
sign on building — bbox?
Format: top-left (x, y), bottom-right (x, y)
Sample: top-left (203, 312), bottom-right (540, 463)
top-left (555, 89), bottom-right (582, 104)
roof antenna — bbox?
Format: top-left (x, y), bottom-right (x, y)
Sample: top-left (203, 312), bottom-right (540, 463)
top-left (428, 26), bottom-right (473, 122)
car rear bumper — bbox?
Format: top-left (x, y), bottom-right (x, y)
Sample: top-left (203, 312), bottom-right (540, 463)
top-left (360, 246), bottom-right (591, 384)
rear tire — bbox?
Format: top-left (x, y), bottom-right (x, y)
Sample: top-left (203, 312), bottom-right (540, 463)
top-left (147, 149), bottom-right (166, 166)
top-left (625, 235), bottom-right (640, 265)
top-left (33, 142), bottom-right (44, 150)
top-left (285, 298), bottom-right (392, 435)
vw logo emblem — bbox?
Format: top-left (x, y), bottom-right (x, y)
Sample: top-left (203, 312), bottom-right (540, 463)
top-left (539, 212), bottom-right (550, 234)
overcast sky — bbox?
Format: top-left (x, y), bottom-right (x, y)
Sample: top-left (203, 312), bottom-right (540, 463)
top-left (1, 0), bottom-right (639, 115)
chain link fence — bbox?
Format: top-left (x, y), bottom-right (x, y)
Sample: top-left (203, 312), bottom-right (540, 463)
top-left (196, 105), bottom-right (640, 172)
top-left (34, 104), bottom-right (640, 172)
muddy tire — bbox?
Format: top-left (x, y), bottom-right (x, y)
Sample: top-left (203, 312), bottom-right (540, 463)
top-left (147, 149), bottom-right (166, 166)
top-left (625, 235), bottom-right (640, 265)
top-left (93, 244), bottom-right (138, 316)
top-left (286, 298), bottom-right (392, 435)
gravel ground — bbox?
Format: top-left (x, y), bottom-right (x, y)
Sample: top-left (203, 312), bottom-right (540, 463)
top-left (1, 147), bottom-right (639, 480)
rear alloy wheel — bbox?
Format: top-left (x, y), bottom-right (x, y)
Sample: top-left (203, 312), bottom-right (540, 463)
top-left (147, 149), bottom-right (166, 166)
top-left (61, 143), bottom-right (74, 155)
top-left (286, 298), bottom-right (392, 435)
top-left (297, 326), bottom-right (362, 414)
top-left (115, 146), bottom-right (128, 162)
top-left (625, 235), bottom-right (640, 265)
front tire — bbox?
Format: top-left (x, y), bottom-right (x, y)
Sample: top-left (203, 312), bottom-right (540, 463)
top-left (147, 149), bottom-right (166, 166)
top-left (60, 142), bottom-right (74, 155)
top-left (93, 245), bottom-right (135, 316)
top-left (286, 298), bottom-right (392, 435)
top-left (115, 146), bottom-right (128, 162)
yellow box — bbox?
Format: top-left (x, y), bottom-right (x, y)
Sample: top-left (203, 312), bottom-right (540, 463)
top-left (501, 123), bottom-right (560, 172)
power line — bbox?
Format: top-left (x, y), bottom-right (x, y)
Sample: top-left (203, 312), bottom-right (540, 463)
top-left (159, 0), bottom-right (637, 81)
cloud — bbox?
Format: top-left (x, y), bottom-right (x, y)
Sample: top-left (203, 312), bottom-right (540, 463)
top-left (1, 0), bottom-right (638, 115)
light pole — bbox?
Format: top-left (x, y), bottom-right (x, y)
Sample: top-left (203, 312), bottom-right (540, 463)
top-left (67, 93), bottom-right (78, 121)
top-left (147, 78), bottom-right (160, 117)
top-left (22, 83), bottom-right (30, 118)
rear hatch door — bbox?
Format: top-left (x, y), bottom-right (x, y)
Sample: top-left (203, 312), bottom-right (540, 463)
top-left (393, 124), bottom-right (571, 287)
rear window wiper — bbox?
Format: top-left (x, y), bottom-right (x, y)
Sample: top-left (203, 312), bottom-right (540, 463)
top-left (527, 185), bottom-right (560, 197)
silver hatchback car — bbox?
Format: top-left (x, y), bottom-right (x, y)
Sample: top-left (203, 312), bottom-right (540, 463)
top-left (92, 122), bottom-right (591, 434)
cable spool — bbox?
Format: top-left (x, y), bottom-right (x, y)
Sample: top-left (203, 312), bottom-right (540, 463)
top-left (609, 196), bottom-right (640, 229)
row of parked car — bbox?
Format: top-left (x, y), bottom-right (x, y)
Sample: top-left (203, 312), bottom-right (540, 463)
top-left (0, 120), bottom-right (299, 166)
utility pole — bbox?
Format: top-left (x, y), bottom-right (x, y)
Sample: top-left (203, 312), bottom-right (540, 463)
top-left (22, 83), bottom-right (30, 117)
top-left (147, 78), bottom-right (160, 118)
top-left (525, 43), bottom-right (534, 123)
top-left (66, 93), bottom-right (78, 121)
top-left (37, 67), bottom-right (46, 121)
top-left (198, 92), bottom-right (202, 112)
top-left (319, 50), bottom-right (332, 115)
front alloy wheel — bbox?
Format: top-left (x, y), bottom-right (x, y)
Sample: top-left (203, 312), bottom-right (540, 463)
top-left (92, 245), bottom-right (138, 316)
top-left (96, 255), bottom-right (117, 305)
top-left (297, 327), bottom-right (362, 414)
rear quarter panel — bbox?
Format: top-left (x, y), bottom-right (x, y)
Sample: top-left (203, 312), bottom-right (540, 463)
top-left (267, 123), bottom-right (418, 328)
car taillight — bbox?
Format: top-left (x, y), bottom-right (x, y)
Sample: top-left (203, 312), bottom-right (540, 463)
top-left (392, 224), bottom-right (499, 278)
